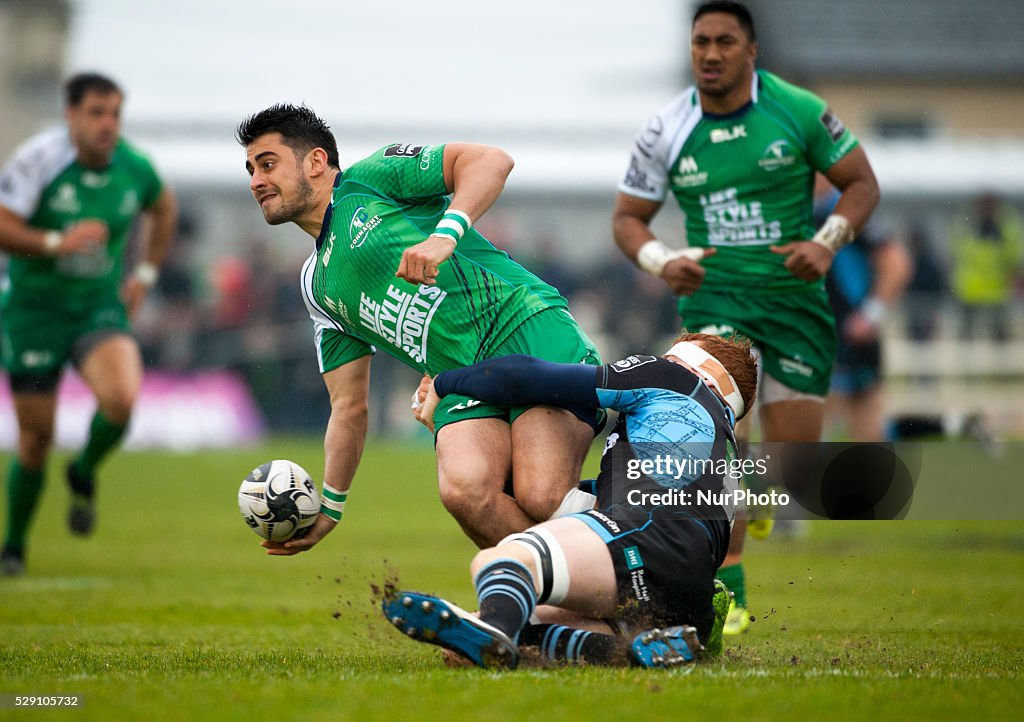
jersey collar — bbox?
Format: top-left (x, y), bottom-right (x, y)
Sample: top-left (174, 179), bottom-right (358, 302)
top-left (315, 172), bottom-right (343, 251)
top-left (699, 71), bottom-right (760, 121)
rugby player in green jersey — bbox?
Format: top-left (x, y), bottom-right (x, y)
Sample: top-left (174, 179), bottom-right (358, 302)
top-left (0, 73), bottom-right (177, 575)
top-left (236, 105), bottom-right (602, 555)
top-left (613, 1), bottom-right (880, 633)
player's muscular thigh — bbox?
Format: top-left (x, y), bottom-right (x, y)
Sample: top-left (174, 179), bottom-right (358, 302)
top-left (511, 406), bottom-right (591, 519)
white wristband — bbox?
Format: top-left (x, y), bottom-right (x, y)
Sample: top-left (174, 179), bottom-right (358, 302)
top-left (811, 214), bottom-right (855, 254)
top-left (430, 209), bottom-right (472, 247)
top-left (636, 239), bottom-right (705, 277)
top-left (860, 296), bottom-right (886, 326)
top-left (43, 231), bottom-right (62, 255)
top-left (320, 484), bottom-right (347, 523)
top-left (134, 262), bottom-right (159, 287)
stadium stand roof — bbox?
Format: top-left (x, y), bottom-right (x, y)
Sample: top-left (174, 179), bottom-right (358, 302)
top-left (751, 0), bottom-right (1024, 81)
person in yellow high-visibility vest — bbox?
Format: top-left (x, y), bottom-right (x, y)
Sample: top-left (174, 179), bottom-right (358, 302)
top-left (951, 192), bottom-right (1024, 342)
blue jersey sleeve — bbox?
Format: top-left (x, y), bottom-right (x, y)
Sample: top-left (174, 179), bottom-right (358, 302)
top-left (433, 355), bottom-right (601, 407)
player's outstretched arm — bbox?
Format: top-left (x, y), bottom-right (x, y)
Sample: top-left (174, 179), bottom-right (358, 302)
top-left (433, 355), bottom-right (600, 409)
top-left (263, 356), bottom-right (370, 556)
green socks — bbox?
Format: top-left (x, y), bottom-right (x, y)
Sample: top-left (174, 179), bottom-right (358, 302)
top-left (71, 411), bottom-right (128, 481)
top-left (4, 461), bottom-right (45, 551)
top-left (718, 562), bottom-right (747, 608)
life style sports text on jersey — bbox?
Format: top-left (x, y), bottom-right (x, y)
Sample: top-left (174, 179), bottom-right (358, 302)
top-left (620, 69), bottom-right (859, 291)
top-left (303, 143), bottom-right (569, 375)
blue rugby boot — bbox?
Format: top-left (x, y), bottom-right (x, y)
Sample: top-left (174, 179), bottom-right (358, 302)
top-left (383, 591), bottom-right (519, 670)
top-left (630, 625), bottom-right (702, 669)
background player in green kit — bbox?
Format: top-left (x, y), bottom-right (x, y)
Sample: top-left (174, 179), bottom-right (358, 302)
top-left (0, 73), bottom-right (177, 575)
top-left (612, 1), bottom-right (880, 632)
top-left (236, 105), bottom-right (602, 555)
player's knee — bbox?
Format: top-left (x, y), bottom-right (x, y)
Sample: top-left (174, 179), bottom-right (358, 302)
top-left (512, 476), bottom-right (573, 522)
top-left (17, 423), bottom-right (54, 466)
top-left (470, 543), bottom-right (535, 579)
top-left (437, 469), bottom-right (498, 521)
top-left (98, 390), bottom-right (136, 425)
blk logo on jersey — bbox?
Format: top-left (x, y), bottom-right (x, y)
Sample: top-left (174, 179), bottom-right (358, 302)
top-left (383, 144), bottom-right (424, 158)
top-left (710, 124), bottom-right (746, 143)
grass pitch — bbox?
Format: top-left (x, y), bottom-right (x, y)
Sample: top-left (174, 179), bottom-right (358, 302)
top-left (0, 438), bottom-right (1021, 721)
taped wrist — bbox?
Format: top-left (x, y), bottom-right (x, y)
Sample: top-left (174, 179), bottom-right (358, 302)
top-left (636, 239), bottom-right (675, 276)
top-left (636, 239), bottom-right (704, 276)
top-left (43, 231), bottom-right (62, 255)
top-left (134, 262), bottom-right (159, 287)
top-left (811, 214), bottom-right (855, 254)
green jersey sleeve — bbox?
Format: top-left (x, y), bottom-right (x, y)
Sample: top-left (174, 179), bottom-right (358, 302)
top-left (766, 75), bottom-right (858, 172)
top-left (117, 140), bottom-right (164, 209)
top-left (302, 251), bottom-right (375, 373)
top-left (343, 144), bottom-right (447, 201)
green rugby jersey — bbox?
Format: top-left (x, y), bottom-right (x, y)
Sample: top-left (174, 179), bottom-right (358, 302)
top-left (619, 70), bottom-right (859, 291)
top-left (304, 143), bottom-right (570, 374)
top-left (0, 127), bottom-right (163, 299)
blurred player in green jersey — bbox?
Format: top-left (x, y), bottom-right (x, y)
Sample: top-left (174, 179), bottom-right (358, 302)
top-left (612, 1), bottom-right (880, 632)
top-left (237, 105), bottom-right (602, 555)
top-left (0, 73), bottom-right (178, 574)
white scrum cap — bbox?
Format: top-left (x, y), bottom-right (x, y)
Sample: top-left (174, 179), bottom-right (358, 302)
top-left (665, 341), bottom-right (745, 418)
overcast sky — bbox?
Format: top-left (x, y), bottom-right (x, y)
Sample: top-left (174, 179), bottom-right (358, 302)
top-left (67, 0), bottom-right (687, 135)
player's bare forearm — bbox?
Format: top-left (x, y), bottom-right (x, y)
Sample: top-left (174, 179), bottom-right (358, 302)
top-left (140, 187), bottom-right (178, 267)
top-left (870, 241), bottom-right (913, 305)
top-left (824, 146), bottom-right (880, 232)
top-left (0, 206), bottom-right (107, 256)
top-left (265, 359), bottom-right (369, 556)
top-left (319, 362), bottom-right (369, 511)
top-left (611, 193), bottom-right (663, 259)
top-left (442, 143), bottom-right (514, 224)
top-left (264, 406), bottom-right (365, 556)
